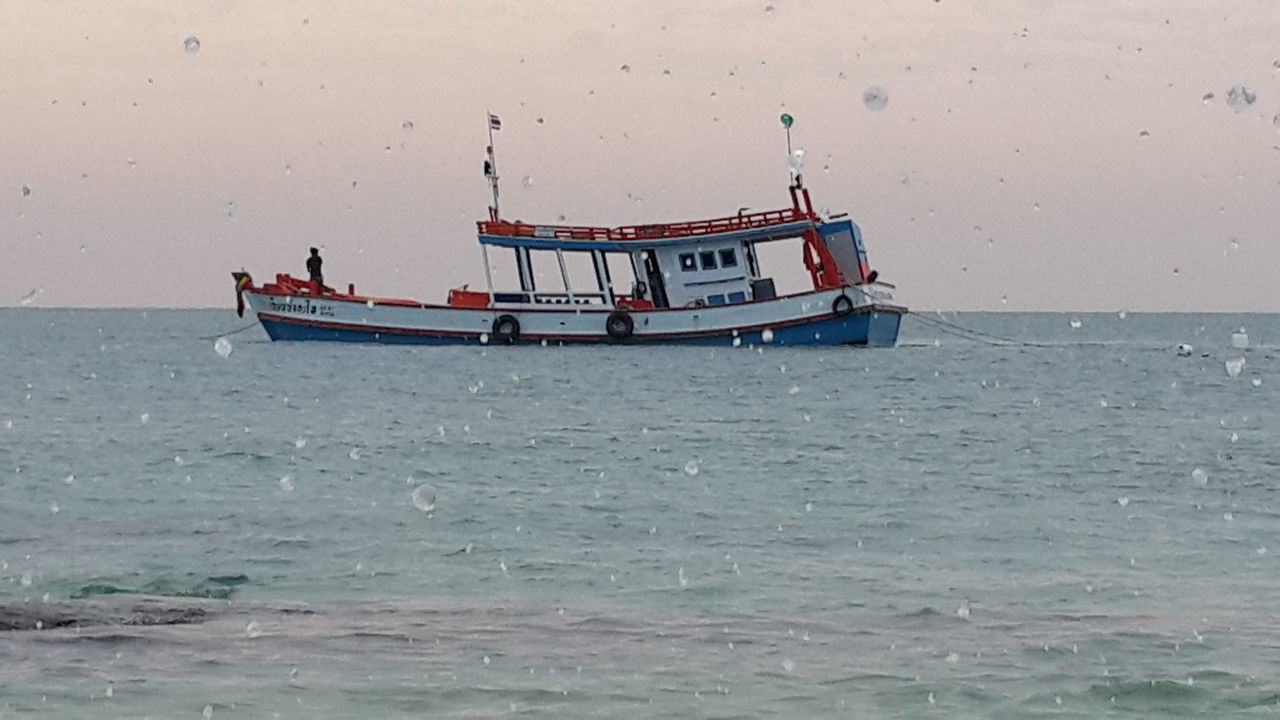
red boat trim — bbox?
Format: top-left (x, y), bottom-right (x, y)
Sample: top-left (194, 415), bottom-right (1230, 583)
top-left (248, 287), bottom-right (906, 315)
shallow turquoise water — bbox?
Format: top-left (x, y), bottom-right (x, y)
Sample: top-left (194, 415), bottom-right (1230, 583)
top-left (1, 309), bottom-right (1277, 718)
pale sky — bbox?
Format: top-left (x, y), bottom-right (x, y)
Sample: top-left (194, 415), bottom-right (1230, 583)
top-left (3, 0), bottom-right (1278, 311)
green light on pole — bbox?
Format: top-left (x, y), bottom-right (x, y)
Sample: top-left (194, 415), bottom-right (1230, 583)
top-left (780, 113), bottom-right (794, 128)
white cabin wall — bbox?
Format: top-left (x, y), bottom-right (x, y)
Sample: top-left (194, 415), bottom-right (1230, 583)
top-left (656, 242), bottom-right (753, 308)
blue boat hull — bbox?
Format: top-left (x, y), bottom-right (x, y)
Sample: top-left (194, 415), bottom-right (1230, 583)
top-left (259, 307), bottom-right (903, 347)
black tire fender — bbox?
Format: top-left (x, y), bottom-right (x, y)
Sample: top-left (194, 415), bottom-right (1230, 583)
top-left (605, 311), bottom-right (634, 340)
top-left (492, 314), bottom-right (520, 343)
top-left (832, 293), bottom-right (854, 317)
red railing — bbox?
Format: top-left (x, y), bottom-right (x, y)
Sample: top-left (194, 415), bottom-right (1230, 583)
top-left (477, 207), bottom-right (812, 242)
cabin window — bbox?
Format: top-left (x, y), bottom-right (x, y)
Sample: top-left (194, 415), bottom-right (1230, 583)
top-left (727, 291), bottom-right (746, 303)
top-left (719, 248), bottom-right (738, 267)
top-left (699, 251), bottom-right (717, 270)
top-left (679, 253), bottom-right (696, 271)
top-left (707, 294), bottom-right (726, 305)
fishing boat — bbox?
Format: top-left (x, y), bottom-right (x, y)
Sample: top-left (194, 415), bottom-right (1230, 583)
top-left (231, 114), bottom-right (906, 346)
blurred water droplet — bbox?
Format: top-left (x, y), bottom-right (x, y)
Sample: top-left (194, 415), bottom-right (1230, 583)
top-left (782, 658), bottom-right (795, 672)
top-left (483, 655), bottom-right (491, 666)
top-left (20, 571), bottom-right (33, 587)
top-left (789, 148), bottom-right (806, 175)
top-left (1231, 329), bottom-right (1249, 348)
top-left (761, 328), bottom-right (775, 342)
top-left (788, 385), bottom-right (800, 395)
top-left (1069, 319), bottom-right (1082, 329)
top-left (522, 176), bottom-right (534, 188)
top-left (294, 437), bottom-right (306, 449)
top-left (1138, 129), bottom-right (1150, 138)
top-left (402, 120), bottom-right (414, 133)
top-left (1117, 497), bottom-right (1130, 507)
top-left (20, 184), bottom-right (31, 197)
top-left (1176, 343), bottom-right (1193, 356)
top-left (619, 64), bottom-right (630, 73)
top-left (126, 157), bottom-right (136, 168)
top-left (366, 299), bottom-right (375, 309)
top-left (479, 332), bottom-right (490, 345)
top-left (1001, 295), bottom-right (1008, 305)
top-left (1191, 467), bottom-right (1208, 485)
top-left (1224, 357), bottom-right (1246, 378)
top-left (764, 4), bottom-right (775, 14)
top-left (184, 36), bottom-right (201, 54)
top-left (928, 691), bottom-right (936, 704)
top-left (684, 460), bottom-right (700, 476)
top-left (349, 447), bottom-right (362, 460)
top-left (174, 455), bottom-right (184, 465)
top-left (18, 288), bottom-right (42, 306)
top-left (245, 620), bottom-right (261, 637)
top-left (1118, 311), bottom-right (1127, 319)
top-left (732, 336), bottom-right (742, 347)
top-left (1201, 92), bottom-right (1215, 104)
top-left (1251, 377), bottom-right (1262, 388)
top-left (140, 412), bottom-right (150, 424)
top-left (50, 502), bottom-right (59, 514)
top-left (213, 336), bottom-right (233, 358)
top-left (945, 652), bottom-right (959, 663)
top-left (861, 85), bottom-right (889, 111)
top-left (203, 705), bottom-right (214, 719)
top-left (411, 483), bottom-right (437, 512)
top-left (279, 475), bottom-right (294, 492)
top-left (1226, 85), bottom-right (1256, 112)
top-left (678, 567), bottom-right (688, 587)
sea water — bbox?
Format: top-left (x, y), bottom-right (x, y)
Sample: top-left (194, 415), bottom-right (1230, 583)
top-left (0, 309), bottom-right (1276, 718)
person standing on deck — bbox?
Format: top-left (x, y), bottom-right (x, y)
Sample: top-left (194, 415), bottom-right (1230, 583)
top-left (306, 247), bottom-right (324, 292)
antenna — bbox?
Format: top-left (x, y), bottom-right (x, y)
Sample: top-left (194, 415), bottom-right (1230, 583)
top-left (780, 113), bottom-right (802, 189)
top-left (485, 111), bottom-right (502, 221)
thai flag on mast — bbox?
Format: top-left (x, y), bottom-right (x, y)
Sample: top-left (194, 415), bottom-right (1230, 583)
top-left (488, 113), bottom-right (502, 131)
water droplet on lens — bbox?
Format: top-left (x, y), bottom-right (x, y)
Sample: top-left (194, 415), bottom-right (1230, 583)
top-left (1202, 92), bottom-right (1215, 104)
top-left (1224, 357), bottom-right (1246, 378)
top-left (522, 176), bottom-right (534, 188)
top-left (203, 705), bottom-right (214, 719)
top-left (684, 460), bottom-right (700, 476)
top-left (764, 4), bottom-right (775, 14)
top-left (619, 64), bottom-right (630, 73)
top-left (479, 332), bottom-right (490, 345)
top-left (183, 36), bottom-right (201, 54)
top-left (213, 336), bottom-right (233, 358)
top-left (1191, 467), bottom-right (1208, 485)
top-left (402, 120), bottom-right (414, 133)
top-left (782, 658), bottom-right (795, 672)
top-left (20, 184), bottom-right (31, 197)
top-left (349, 447), bottom-right (362, 460)
top-left (1138, 129), bottom-right (1150, 138)
top-left (279, 475), bottom-right (294, 492)
top-left (761, 328), bottom-right (775, 342)
top-left (245, 620), bottom-right (261, 637)
top-left (1069, 319), bottom-right (1082, 329)
top-left (1226, 85), bottom-right (1256, 112)
top-left (861, 85), bottom-right (889, 111)
top-left (411, 483), bottom-right (437, 513)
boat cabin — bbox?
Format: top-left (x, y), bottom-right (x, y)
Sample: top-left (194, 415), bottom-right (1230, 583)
top-left (464, 185), bottom-right (874, 311)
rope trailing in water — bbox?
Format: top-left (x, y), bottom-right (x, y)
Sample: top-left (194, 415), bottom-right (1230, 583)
top-left (907, 312), bottom-right (1051, 348)
top-left (197, 322), bottom-right (260, 341)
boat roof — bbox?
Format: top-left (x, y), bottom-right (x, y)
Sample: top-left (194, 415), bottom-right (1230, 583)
top-left (476, 207), bottom-right (817, 252)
